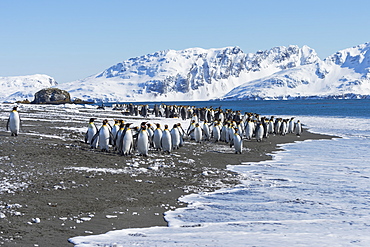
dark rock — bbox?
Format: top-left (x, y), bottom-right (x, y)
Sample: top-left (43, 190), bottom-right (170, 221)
top-left (32, 88), bottom-right (71, 104)
top-left (72, 98), bottom-right (95, 104)
top-left (15, 99), bottom-right (31, 104)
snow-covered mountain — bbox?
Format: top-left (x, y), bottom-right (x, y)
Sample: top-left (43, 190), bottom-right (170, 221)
top-left (2, 43), bottom-right (370, 103)
top-left (0, 74), bottom-right (58, 102)
top-left (59, 45), bottom-right (320, 102)
top-left (222, 43), bottom-right (370, 100)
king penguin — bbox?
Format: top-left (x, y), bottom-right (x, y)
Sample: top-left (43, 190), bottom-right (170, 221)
top-left (295, 120), bottom-right (303, 136)
top-left (119, 123), bottom-right (134, 156)
top-left (96, 119), bottom-right (113, 152)
top-left (153, 123), bottom-right (163, 151)
top-left (161, 125), bottom-right (172, 154)
top-left (7, 106), bottom-right (21, 136)
top-left (231, 128), bottom-right (243, 154)
top-left (170, 124), bottom-right (181, 150)
top-left (190, 123), bottom-right (203, 143)
top-left (137, 125), bottom-right (149, 156)
top-left (256, 122), bottom-right (264, 142)
top-left (212, 121), bottom-right (221, 142)
top-left (85, 118), bottom-right (98, 145)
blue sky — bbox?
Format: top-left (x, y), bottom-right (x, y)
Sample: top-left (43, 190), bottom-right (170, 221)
top-left (1, 0), bottom-right (369, 83)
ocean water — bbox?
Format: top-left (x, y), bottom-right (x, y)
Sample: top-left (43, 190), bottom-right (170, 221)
top-left (71, 99), bottom-right (370, 246)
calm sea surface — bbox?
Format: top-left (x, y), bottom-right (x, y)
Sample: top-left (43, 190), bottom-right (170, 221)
top-left (107, 99), bottom-right (370, 118)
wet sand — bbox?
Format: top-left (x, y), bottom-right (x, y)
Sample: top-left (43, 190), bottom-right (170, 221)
top-left (0, 105), bottom-right (336, 246)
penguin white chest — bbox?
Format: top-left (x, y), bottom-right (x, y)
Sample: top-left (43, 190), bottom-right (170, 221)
top-left (99, 126), bottom-right (110, 150)
top-left (9, 111), bottom-right (20, 135)
top-left (194, 127), bottom-right (202, 142)
top-left (161, 130), bottom-right (172, 152)
top-left (171, 128), bottom-right (180, 149)
top-left (137, 131), bottom-right (149, 156)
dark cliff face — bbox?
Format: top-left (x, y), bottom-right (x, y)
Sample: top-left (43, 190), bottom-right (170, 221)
top-left (32, 88), bottom-right (71, 104)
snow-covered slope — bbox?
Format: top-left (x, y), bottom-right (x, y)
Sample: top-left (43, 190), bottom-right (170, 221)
top-left (0, 74), bottom-right (58, 102)
top-left (59, 45), bottom-right (319, 102)
top-left (222, 43), bottom-right (370, 100)
top-left (3, 43), bottom-right (370, 103)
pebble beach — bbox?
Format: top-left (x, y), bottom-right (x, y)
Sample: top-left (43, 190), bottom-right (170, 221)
top-left (0, 103), bottom-right (334, 246)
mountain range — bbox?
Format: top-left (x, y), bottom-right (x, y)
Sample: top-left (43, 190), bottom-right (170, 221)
top-left (1, 42), bottom-right (370, 103)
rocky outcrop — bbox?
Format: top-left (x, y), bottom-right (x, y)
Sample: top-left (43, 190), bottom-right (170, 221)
top-left (32, 88), bottom-right (71, 104)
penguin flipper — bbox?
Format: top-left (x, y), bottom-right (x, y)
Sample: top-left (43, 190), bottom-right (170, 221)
top-left (84, 131), bottom-right (88, 143)
top-left (6, 118), bottom-right (9, 131)
top-left (91, 132), bottom-right (99, 147)
top-left (109, 131), bottom-right (115, 146)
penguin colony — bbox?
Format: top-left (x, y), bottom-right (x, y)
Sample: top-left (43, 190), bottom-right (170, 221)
top-left (84, 103), bottom-right (303, 156)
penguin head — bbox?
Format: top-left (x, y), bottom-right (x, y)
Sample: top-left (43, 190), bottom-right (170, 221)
top-left (89, 118), bottom-right (96, 123)
top-left (12, 106), bottom-right (18, 111)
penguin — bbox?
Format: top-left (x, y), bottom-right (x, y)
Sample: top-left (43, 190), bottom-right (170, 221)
top-left (220, 121), bottom-right (228, 142)
top-left (161, 125), bottom-right (172, 154)
top-left (180, 106), bottom-right (187, 120)
top-left (255, 122), bottom-right (264, 142)
top-left (212, 121), bottom-right (221, 142)
top-left (115, 122), bottom-right (126, 151)
top-left (288, 117), bottom-right (295, 133)
top-left (170, 124), bottom-right (181, 150)
top-left (176, 123), bottom-right (186, 147)
top-left (274, 118), bottom-right (282, 135)
top-left (119, 123), bottom-right (134, 156)
top-left (6, 106), bottom-right (21, 136)
top-left (111, 119), bottom-right (121, 143)
top-left (227, 122), bottom-right (235, 144)
top-left (187, 120), bottom-right (196, 140)
top-left (97, 120), bottom-right (113, 152)
top-left (190, 123), bottom-right (203, 143)
top-left (137, 126), bottom-right (149, 156)
top-left (295, 120), bottom-right (303, 136)
top-left (245, 119), bottom-right (255, 140)
top-left (85, 118), bottom-right (98, 146)
top-left (202, 120), bottom-right (211, 141)
top-left (280, 119), bottom-right (288, 136)
top-left (146, 123), bottom-right (154, 147)
top-left (268, 118), bottom-right (275, 134)
top-left (153, 123), bottom-right (163, 151)
top-left (231, 128), bottom-right (243, 154)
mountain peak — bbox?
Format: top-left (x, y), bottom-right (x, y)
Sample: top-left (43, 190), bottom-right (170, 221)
top-left (60, 45), bottom-right (319, 102)
top-left (2, 43), bottom-right (370, 103)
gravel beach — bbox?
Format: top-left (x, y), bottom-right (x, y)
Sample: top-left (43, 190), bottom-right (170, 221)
top-left (0, 103), bottom-right (335, 246)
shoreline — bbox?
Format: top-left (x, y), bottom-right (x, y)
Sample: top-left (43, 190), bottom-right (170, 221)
top-left (0, 105), bottom-right (336, 246)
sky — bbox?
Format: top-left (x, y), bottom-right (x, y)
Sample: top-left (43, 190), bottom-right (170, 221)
top-left (1, 0), bottom-right (369, 84)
